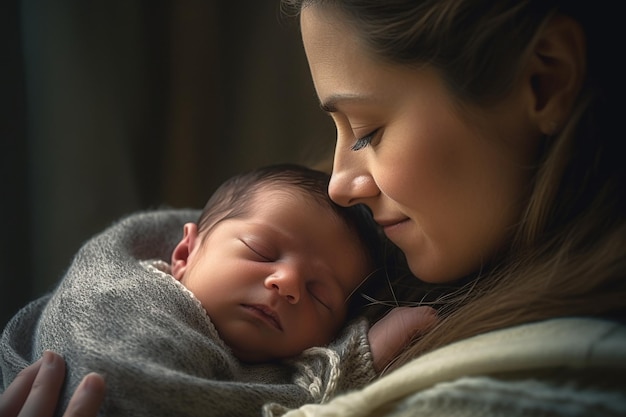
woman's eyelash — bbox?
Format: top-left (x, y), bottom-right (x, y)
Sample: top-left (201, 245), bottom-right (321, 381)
top-left (351, 129), bottom-right (378, 151)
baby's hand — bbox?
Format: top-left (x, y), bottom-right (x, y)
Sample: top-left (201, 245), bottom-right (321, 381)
top-left (368, 306), bottom-right (438, 372)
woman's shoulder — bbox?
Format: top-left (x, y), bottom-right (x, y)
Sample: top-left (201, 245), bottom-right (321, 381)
top-left (385, 317), bottom-right (625, 386)
top-left (387, 372), bottom-right (626, 417)
top-left (434, 316), bottom-right (626, 369)
top-left (278, 317), bottom-right (626, 417)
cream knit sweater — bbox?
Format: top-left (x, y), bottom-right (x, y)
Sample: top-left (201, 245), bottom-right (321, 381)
top-left (279, 317), bottom-right (626, 416)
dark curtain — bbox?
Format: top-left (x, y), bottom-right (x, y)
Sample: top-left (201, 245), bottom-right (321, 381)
top-left (1, 0), bottom-right (335, 328)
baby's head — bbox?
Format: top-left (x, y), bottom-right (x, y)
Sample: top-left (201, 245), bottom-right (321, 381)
top-left (171, 164), bottom-right (383, 362)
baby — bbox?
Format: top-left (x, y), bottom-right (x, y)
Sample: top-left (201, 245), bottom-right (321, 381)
top-left (1, 164), bottom-right (434, 416)
top-left (157, 163), bottom-right (382, 362)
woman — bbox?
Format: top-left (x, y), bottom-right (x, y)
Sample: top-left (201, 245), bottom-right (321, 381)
top-left (2, 0), bottom-right (625, 416)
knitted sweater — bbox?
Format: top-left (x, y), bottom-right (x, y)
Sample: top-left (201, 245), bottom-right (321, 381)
top-left (278, 317), bottom-right (626, 416)
top-left (0, 210), bottom-right (376, 417)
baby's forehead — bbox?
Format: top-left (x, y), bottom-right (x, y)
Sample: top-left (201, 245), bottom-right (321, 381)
top-left (254, 182), bottom-right (333, 210)
top-left (251, 184), bottom-right (364, 238)
top-left (252, 182), bottom-right (371, 253)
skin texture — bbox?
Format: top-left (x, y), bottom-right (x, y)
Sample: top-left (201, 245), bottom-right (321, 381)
top-left (171, 189), bottom-right (371, 362)
top-left (300, 6), bottom-right (542, 283)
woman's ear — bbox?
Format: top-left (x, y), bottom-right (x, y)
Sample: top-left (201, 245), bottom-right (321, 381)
top-left (524, 14), bottom-right (586, 135)
top-left (170, 223), bottom-right (200, 281)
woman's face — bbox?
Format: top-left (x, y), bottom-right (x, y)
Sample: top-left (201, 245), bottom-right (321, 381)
top-left (300, 7), bottom-right (541, 283)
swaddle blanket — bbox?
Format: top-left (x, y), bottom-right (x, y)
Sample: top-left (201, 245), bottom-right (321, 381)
top-left (1, 210), bottom-right (375, 417)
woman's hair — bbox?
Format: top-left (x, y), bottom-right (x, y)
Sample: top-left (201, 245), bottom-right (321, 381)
top-left (196, 163), bottom-right (398, 320)
top-left (282, 0), bottom-right (626, 370)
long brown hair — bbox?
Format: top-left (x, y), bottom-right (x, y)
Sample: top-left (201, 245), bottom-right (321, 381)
top-left (282, 0), bottom-right (626, 370)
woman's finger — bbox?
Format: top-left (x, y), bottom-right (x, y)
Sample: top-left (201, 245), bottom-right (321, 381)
top-left (369, 306), bottom-right (438, 372)
top-left (62, 373), bottom-right (105, 417)
top-left (17, 351), bottom-right (67, 417)
top-left (0, 357), bottom-right (43, 417)
top-left (0, 351), bottom-right (66, 417)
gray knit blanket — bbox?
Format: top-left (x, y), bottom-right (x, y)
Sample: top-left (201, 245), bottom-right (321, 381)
top-left (1, 210), bottom-right (375, 417)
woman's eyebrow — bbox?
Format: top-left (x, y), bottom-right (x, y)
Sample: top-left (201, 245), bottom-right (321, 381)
top-left (320, 93), bottom-right (373, 113)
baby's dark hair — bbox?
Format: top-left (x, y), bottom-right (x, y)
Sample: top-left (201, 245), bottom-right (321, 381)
top-left (196, 163), bottom-right (389, 318)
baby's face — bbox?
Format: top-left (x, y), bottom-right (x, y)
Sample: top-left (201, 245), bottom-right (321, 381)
top-left (176, 190), bottom-right (370, 362)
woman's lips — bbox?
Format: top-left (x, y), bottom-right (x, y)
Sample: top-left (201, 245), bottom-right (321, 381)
top-left (376, 217), bottom-right (410, 231)
top-left (375, 217), bottom-right (411, 241)
top-left (242, 304), bottom-right (283, 331)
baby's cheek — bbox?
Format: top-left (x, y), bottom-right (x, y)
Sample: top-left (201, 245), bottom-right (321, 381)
top-left (306, 318), bottom-right (334, 348)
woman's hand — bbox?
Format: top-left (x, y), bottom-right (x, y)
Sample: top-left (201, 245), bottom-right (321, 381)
top-left (0, 351), bottom-right (105, 417)
top-left (368, 306), bottom-right (438, 372)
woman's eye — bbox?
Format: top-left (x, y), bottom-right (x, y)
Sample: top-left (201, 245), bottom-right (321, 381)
top-left (351, 129), bottom-right (378, 151)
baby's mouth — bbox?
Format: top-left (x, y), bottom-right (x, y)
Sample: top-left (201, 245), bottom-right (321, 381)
top-left (243, 304), bottom-right (283, 331)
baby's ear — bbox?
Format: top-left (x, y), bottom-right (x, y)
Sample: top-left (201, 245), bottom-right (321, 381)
top-left (170, 223), bottom-right (199, 281)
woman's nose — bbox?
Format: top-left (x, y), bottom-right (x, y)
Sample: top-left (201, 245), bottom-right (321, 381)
top-left (265, 272), bottom-right (301, 304)
top-left (328, 151), bottom-right (379, 207)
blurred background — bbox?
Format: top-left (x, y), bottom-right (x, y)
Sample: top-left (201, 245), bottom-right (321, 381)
top-left (1, 1), bottom-right (335, 329)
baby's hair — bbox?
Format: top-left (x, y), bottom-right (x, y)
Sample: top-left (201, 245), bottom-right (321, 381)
top-left (196, 164), bottom-right (390, 317)
top-left (198, 164), bottom-right (336, 234)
